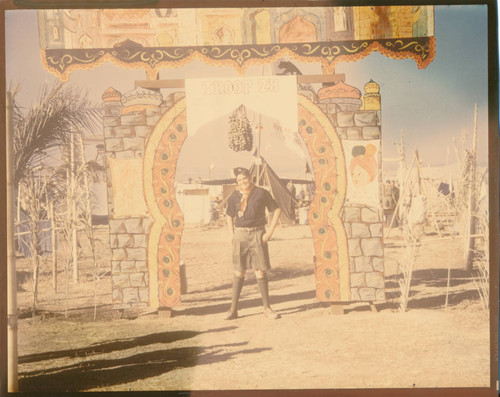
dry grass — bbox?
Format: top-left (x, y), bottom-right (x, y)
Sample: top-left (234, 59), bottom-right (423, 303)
top-left (14, 224), bottom-right (491, 392)
top-left (396, 239), bottom-right (419, 312)
top-left (471, 213), bottom-right (489, 310)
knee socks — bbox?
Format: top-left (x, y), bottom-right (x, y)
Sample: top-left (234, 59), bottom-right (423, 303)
top-left (230, 275), bottom-right (245, 312)
top-left (257, 276), bottom-right (271, 309)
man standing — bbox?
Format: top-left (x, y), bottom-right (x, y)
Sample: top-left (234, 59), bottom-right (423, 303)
top-left (225, 167), bottom-right (281, 320)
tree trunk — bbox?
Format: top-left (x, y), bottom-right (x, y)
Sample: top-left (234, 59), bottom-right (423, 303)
top-left (7, 91), bottom-right (19, 392)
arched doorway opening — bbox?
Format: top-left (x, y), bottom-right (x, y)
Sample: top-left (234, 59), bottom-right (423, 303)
top-left (173, 104), bottom-right (317, 316)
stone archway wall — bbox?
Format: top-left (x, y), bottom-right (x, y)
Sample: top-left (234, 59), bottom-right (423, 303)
top-left (314, 89), bottom-right (385, 302)
top-left (103, 84), bottom-right (384, 310)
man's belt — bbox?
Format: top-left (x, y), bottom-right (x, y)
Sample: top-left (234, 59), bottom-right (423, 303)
top-left (235, 226), bottom-right (265, 232)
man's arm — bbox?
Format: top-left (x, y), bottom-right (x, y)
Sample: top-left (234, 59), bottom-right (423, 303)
top-left (263, 208), bottom-right (281, 243)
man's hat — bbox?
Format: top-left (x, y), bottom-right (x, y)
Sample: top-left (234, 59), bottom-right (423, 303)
top-left (233, 167), bottom-right (249, 177)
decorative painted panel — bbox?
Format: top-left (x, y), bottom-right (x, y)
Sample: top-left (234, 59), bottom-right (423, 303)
top-left (38, 6), bottom-right (435, 80)
top-left (143, 99), bottom-right (187, 308)
top-left (297, 95), bottom-right (350, 302)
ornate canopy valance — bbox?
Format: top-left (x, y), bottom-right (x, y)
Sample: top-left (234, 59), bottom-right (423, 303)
top-left (38, 6), bottom-right (435, 80)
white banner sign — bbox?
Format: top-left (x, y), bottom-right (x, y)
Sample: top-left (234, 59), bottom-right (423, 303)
top-left (185, 75), bottom-right (298, 136)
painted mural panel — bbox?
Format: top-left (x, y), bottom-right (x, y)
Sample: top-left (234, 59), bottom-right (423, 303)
top-left (39, 7), bottom-right (434, 49)
top-left (108, 157), bottom-right (149, 217)
top-left (343, 140), bottom-right (380, 208)
top-left (37, 6), bottom-right (435, 80)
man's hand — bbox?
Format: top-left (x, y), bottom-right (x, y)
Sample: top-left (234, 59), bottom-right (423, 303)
top-left (262, 232), bottom-right (271, 243)
top-left (263, 208), bottom-right (281, 243)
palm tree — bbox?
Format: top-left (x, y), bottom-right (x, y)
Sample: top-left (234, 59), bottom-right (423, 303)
top-left (7, 81), bottom-right (102, 390)
top-left (10, 80), bottom-right (102, 314)
top-left (11, 81), bottom-right (101, 185)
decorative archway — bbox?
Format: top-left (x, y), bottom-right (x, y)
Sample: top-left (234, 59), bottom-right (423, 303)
top-left (297, 95), bottom-right (350, 302)
top-left (143, 94), bottom-right (350, 308)
top-left (143, 99), bottom-right (187, 308)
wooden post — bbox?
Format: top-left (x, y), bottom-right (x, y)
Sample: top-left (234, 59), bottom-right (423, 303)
top-left (445, 240), bottom-right (452, 309)
top-left (79, 133), bottom-right (99, 320)
top-left (7, 91), bottom-right (19, 392)
top-left (70, 131), bottom-right (78, 283)
top-left (465, 104), bottom-right (478, 271)
top-left (16, 183), bottom-right (21, 224)
top-left (255, 113), bottom-right (262, 186)
top-left (397, 130), bottom-right (406, 226)
top-left (158, 307), bottom-right (173, 318)
top-left (386, 154), bottom-right (417, 237)
top-left (446, 146), bottom-right (451, 189)
top-left (28, 172), bottom-right (40, 318)
top-left (415, 154), bottom-right (442, 237)
top-left (330, 303), bottom-right (344, 315)
top-left (50, 201), bottom-right (57, 292)
top-left (134, 74), bottom-right (345, 90)
top-left (180, 261), bottom-right (188, 295)
top-left (415, 150), bottom-right (422, 195)
top-left (78, 133), bottom-right (93, 232)
top-left (461, 128), bottom-right (466, 161)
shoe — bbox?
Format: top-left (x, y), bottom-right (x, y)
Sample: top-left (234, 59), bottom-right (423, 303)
top-left (224, 310), bottom-right (238, 320)
top-left (263, 308), bottom-right (280, 319)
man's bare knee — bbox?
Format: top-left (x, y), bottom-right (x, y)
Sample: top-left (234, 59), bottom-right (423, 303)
top-left (255, 270), bottom-right (266, 279)
top-left (234, 270), bottom-right (245, 278)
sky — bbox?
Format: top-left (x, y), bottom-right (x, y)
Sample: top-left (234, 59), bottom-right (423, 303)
top-left (5, 5), bottom-right (490, 181)
top-left (334, 5), bottom-right (489, 167)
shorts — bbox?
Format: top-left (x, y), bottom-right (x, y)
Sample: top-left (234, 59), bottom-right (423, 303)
top-left (232, 227), bottom-right (271, 272)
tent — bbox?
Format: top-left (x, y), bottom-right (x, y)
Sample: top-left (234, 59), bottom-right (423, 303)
top-left (199, 157), bottom-right (315, 225)
top-left (248, 159), bottom-right (298, 224)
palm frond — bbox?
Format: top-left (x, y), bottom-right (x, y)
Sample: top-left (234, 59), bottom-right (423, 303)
top-left (11, 80), bottom-right (102, 184)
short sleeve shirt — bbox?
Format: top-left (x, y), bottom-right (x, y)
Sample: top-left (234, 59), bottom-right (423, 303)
top-left (226, 186), bottom-right (279, 227)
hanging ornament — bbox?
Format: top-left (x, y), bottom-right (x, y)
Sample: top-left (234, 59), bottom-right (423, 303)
top-left (228, 104), bottom-right (253, 152)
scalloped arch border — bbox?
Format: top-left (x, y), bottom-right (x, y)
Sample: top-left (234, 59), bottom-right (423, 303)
top-left (297, 95), bottom-right (350, 302)
top-left (143, 97), bottom-right (187, 308)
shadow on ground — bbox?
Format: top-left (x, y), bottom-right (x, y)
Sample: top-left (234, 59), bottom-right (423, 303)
top-left (385, 268), bottom-right (475, 289)
top-left (19, 326), bottom-right (262, 392)
top-left (178, 289), bottom-right (316, 317)
top-left (184, 264), bottom-right (481, 317)
top-left (19, 326), bottom-right (235, 364)
top-left (187, 265), bottom-right (313, 295)
top-left (20, 343), bottom-right (271, 392)
top-left (383, 268), bottom-right (480, 309)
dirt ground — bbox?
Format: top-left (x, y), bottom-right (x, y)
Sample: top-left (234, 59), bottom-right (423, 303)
top-left (14, 223), bottom-right (491, 392)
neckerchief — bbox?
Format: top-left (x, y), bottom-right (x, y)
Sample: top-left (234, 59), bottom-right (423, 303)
top-left (238, 185), bottom-right (254, 218)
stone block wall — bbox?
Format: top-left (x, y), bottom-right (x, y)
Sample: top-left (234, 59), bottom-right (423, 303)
top-left (108, 217), bottom-right (154, 309)
top-left (103, 91), bottom-right (167, 310)
top-left (314, 88), bottom-right (385, 302)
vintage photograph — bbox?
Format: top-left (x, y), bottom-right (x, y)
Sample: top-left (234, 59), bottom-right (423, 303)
top-left (4, 3), bottom-right (496, 393)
